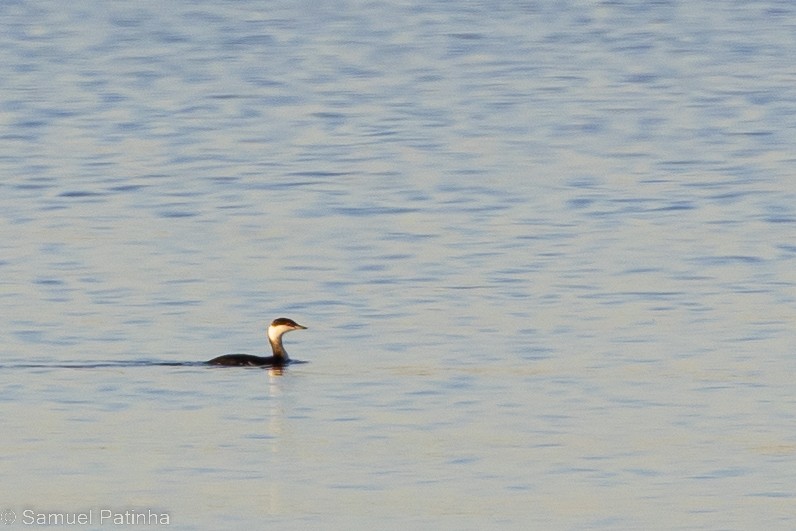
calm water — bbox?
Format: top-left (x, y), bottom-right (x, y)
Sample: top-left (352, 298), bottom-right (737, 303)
top-left (1, 1), bottom-right (795, 529)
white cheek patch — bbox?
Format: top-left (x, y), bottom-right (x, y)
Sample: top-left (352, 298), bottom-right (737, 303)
top-left (268, 324), bottom-right (293, 343)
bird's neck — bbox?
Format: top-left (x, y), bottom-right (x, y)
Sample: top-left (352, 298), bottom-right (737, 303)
top-left (269, 335), bottom-right (289, 361)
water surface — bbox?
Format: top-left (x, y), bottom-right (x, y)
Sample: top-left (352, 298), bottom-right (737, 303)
top-left (1, 1), bottom-right (795, 529)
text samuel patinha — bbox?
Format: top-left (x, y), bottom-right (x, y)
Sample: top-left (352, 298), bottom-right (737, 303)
top-left (21, 508), bottom-right (170, 525)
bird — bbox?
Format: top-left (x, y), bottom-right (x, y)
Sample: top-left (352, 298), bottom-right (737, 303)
top-left (206, 317), bottom-right (307, 367)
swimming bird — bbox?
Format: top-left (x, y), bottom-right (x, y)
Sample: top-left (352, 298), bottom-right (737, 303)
top-left (207, 317), bottom-right (307, 367)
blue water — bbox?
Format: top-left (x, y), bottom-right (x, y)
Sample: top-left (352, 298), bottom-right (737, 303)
top-left (1, 2), bottom-right (795, 529)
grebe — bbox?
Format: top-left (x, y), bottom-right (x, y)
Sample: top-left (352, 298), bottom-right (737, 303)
top-left (207, 317), bottom-right (307, 367)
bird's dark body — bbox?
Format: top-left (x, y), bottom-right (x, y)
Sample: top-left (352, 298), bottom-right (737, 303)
top-left (206, 353), bottom-right (287, 367)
